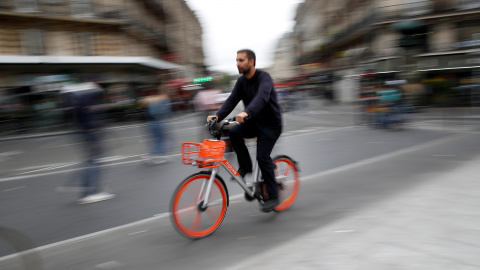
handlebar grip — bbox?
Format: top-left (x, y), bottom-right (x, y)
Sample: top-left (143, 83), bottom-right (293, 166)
top-left (244, 116), bottom-right (251, 122)
top-left (209, 117), bottom-right (217, 128)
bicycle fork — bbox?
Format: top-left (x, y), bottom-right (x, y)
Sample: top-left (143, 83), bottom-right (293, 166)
top-left (198, 167), bottom-right (221, 210)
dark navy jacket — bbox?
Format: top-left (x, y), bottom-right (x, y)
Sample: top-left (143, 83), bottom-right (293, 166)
top-left (216, 70), bottom-right (282, 126)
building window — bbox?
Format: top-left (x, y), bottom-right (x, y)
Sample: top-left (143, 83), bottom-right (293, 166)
top-left (22, 29), bottom-right (44, 55)
top-left (70, 0), bottom-right (93, 17)
top-left (401, 0), bottom-right (432, 17)
top-left (75, 32), bottom-right (94, 56)
top-left (459, 0), bottom-right (480, 10)
top-left (15, 0), bottom-right (38, 12)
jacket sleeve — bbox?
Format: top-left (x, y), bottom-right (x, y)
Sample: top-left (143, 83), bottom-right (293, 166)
top-left (216, 79), bottom-right (242, 121)
top-left (243, 72), bottom-right (272, 118)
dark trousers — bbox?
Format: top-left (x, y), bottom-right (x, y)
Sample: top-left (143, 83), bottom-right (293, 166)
top-left (229, 121), bottom-right (282, 199)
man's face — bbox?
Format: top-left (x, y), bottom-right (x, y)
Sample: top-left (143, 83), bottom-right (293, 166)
top-left (236, 52), bottom-right (253, 75)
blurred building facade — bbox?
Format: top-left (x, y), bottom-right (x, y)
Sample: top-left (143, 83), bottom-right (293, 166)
top-left (281, 0), bottom-right (480, 104)
top-left (0, 0), bottom-right (204, 130)
top-left (271, 32), bottom-right (297, 80)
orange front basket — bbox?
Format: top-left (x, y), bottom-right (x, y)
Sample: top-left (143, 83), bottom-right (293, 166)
top-left (182, 139), bottom-right (226, 168)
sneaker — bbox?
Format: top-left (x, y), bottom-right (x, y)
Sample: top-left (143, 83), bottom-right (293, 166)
top-left (77, 192), bottom-right (115, 204)
top-left (260, 198), bottom-right (280, 212)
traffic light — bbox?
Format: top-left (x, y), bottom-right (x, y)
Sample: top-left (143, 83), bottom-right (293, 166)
top-left (193, 77), bottom-right (213, 83)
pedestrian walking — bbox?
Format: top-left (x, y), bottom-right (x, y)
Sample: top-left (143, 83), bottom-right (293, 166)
top-left (138, 84), bottom-right (172, 164)
top-left (58, 82), bottom-right (115, 204)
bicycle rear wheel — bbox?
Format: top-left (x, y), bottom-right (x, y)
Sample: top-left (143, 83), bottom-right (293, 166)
top-left (272, 155), bottom-right (300, 212)
top-left (170, 172), bottom-right (228, 239)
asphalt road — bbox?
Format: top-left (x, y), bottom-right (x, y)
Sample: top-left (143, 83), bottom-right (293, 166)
top-left (1, 108), bottom-right (479, 269)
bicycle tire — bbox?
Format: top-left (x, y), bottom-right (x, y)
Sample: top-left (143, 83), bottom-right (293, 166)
top-left (272, 155), bottom-right (300, 212)
top-left (170, 172), bottom-right (229, 239)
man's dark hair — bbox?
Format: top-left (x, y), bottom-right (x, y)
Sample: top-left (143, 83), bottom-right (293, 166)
top-left (237, 49), bottom-right (256, 67)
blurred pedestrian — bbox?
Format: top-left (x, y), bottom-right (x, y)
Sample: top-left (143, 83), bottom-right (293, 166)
top-left (193, 83), bottom-right (222, 140)
top-left (58, 82), bottom-right (115, 204)
top-left (138, 84), bottom-right (172, 164)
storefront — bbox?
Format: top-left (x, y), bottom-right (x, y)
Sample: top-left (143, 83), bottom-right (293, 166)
top-left (0, 56), bottom-right (184, 131)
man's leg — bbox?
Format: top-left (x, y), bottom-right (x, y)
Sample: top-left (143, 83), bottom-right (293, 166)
top-left (256, 124), bottom-right (282, 203)
top-left (229, 122), bottom-right (256, 177)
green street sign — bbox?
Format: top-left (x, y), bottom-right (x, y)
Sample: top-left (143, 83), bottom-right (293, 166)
top-left (193, 76), bottom-right (213, 83)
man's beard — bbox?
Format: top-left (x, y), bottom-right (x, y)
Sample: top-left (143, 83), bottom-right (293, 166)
top-left (239, 66), bottom-right (251, 75)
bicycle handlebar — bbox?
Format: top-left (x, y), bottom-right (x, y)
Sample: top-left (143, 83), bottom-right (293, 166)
top-left (208, 116), bottom-right (250, 140)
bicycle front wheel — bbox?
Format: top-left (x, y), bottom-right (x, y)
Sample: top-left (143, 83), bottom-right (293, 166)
top-left (170, 172), bottom-right (228, 239)
top-left (273, 155), bottom-right (300, 212)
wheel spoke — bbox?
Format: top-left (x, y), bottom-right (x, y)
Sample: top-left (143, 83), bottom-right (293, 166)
top-left (189, 211), bottom-right (202, 231)
top-left (206, 207), bottom-right (221, 221)
top-left (175, 205), bottom-right (196, 220)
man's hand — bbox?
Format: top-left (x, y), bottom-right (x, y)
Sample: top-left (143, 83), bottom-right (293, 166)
top-left (207, 115), bottom-right (218, 123)
top-left (235, 111), bottom-right (249, 123)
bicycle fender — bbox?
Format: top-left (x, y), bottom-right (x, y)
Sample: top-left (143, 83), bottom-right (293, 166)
top-left (199, 171), bottom-right (230, 207)
top-left (272, 155), bottom-right (300, 172)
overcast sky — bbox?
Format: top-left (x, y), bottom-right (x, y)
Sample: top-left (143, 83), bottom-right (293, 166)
top-left (185, 0), bottom-right (303, 74)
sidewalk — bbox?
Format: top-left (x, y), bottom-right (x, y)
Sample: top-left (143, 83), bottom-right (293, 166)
top-left (227, 156), bottom-right (480, 269)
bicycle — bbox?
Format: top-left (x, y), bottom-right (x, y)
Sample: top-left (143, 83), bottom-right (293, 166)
top-left (170, 117), bottom-right (300, 239)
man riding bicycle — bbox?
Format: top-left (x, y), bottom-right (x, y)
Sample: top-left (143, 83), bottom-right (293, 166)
top-left (207, 49), bottom-right (283, 212)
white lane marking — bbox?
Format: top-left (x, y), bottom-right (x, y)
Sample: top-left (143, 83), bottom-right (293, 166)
top-left (153, 213), bottom-right (169, 218)
top-left (107, 124), bottom-right (146, 130)
top-left (0, 150), bottom-right (24, 156)
top-left (128, 230), bottom-right (148, 236)
top-left (433, 155), bottom-right (456, 157)
top-left (334, 230), bottom-right (356, 233)
top-left (96, 156), bottom-right (127, 163)
top-left (17, 163), bottom-right (78, 175)
top-left (3, 186), bottom-right (26, 192)
top-left (15, 163), bottom-right (76, 172)
top-left (297, 128), bottom-right (320, 133)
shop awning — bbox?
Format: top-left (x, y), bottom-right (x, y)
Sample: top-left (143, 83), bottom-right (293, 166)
top-left (0, 56), bottom-right (183, 70)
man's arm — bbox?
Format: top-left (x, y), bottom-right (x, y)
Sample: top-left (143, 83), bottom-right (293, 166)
top-left (215, 79), bottom-right (242, 121)
top-left (243, 72), bottom-right (273, 118)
